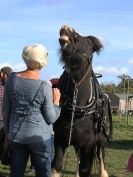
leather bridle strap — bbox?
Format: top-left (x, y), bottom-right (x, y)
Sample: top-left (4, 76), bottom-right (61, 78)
top-left (72, 64), bottom-right (92, 86)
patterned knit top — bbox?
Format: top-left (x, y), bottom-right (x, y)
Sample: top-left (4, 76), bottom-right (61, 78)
top-left (3, 73), bottom-right (60, 143)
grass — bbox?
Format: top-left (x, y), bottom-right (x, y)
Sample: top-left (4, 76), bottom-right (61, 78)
top-left (0, 115), bottom-right (133, 177)
top-left (104, 115), bottom-right (133, 177)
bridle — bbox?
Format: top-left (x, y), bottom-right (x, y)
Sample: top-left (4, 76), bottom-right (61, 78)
top-left (61, 29), bottom-right (92, 67)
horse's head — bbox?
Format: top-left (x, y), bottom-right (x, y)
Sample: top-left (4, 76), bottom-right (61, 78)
top-left (59, 25), bottom-right (103, 70)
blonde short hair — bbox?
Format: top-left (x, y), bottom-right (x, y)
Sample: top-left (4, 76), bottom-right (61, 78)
top-left (22, 44), bottom-right (48, 70)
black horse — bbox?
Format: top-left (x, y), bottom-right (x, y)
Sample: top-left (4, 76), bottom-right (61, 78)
top-left (52, 25), bottom-right (112, 177)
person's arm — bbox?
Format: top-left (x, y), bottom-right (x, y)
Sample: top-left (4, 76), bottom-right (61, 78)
top-left (42, 83), bottom-right (61, 124)
top-left (3, 78), bottom-right (11, 134)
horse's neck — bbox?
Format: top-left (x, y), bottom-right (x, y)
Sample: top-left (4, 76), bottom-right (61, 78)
top-left (60, 67), bottom-right (93, 106)
top-left (70, 63), bottom-right (90, 83)
top-left (71, 71), bottom-right (93, 106)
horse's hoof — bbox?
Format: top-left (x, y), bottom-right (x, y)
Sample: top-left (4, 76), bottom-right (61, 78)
top-left (51, 168), bottom-right (61, 177)
top-left (75, 172), bottom-right (80, 177)
top-left (99, 170), bottom-right (109, 177)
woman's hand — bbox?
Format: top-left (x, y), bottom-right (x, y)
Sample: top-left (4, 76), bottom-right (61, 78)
top-left (53, 88), bottom-right (61, 106)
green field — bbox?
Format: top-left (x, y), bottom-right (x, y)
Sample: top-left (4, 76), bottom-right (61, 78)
top-left (0, 115), bottom-right (133, 177)
top-left (105, 116), bottom-right (133, 177)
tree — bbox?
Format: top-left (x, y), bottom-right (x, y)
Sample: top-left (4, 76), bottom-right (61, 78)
top-left (101, 83), bottom-right (116, 93)
top-left (117, 74), bottom-right (133, 93)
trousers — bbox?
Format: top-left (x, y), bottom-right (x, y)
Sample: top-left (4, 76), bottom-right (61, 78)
top-left (10, 138), bottom-right (52, 177)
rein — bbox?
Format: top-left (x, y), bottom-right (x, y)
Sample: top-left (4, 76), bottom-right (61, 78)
top-left (68, 67), bottom-right (97, 146)
top-left (68, 84), bottom-right (78, 146)
top-left (68, 75), bottom-right (98, 142)
top-left (61, 83), bottom-right (79, 177)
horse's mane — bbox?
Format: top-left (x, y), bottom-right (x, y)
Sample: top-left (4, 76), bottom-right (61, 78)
top-left (87, 36), bottom-right (103, 54)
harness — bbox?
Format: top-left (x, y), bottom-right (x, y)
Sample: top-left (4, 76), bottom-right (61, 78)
top-left (59, 68), bottom-right (101, 117)
top-left (59, 67), bottom-right (112, 142)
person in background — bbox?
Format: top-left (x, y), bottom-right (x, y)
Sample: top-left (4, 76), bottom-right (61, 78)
top-left (1, 67), bottom-right (13, 86)
top-left (127, 152), bottom-right (133, 173)
top-left (0, 66), bottom-right (12, 160)
top-left (3, 44), bottom-right (61, 177)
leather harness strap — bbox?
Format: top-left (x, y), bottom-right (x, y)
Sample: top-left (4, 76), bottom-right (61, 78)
top-left (72, 64), bottom-right (92, 86)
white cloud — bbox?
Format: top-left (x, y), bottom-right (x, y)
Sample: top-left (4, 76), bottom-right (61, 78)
top-left (94, 66), bottom-right (129, 76)
top-left (128, 58), bottom-right (133, 64)
top-left (0, 63), bottom-right (12, 69)
top-left (12, 63), bottom-right (26, 71)
top-left (109, 40), bottom-right (133, 50)
top-left (0, 62), bottom-right (26, 71)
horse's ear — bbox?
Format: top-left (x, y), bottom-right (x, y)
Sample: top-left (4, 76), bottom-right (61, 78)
top-left (87, 36), bottom-right (103, 54)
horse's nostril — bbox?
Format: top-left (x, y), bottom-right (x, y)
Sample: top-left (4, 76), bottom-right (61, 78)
top-left (59, 39), bottom-right (66, 46)
top-left (59, 36), bottom-right (69, 46)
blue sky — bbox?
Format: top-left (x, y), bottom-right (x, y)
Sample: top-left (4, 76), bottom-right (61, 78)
top-left (0, 0), bottom-right (133, 84)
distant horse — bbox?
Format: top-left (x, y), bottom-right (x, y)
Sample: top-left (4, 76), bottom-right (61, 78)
top-left (52, 25), bottom-right (112, 177)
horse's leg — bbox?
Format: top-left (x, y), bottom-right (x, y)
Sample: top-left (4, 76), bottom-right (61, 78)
top-left (51, 139), bottom-right (66, 177)
top-left (97, 145), bottom-right (108, 177)
top-left (78, 146), bottom-right (95, 177)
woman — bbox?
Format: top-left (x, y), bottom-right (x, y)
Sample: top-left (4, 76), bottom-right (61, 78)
top-left (3, 44), bottom-right (61, 177)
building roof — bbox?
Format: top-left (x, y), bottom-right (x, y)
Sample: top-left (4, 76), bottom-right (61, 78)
top-left (114, 93), bottom-right (133, 100)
